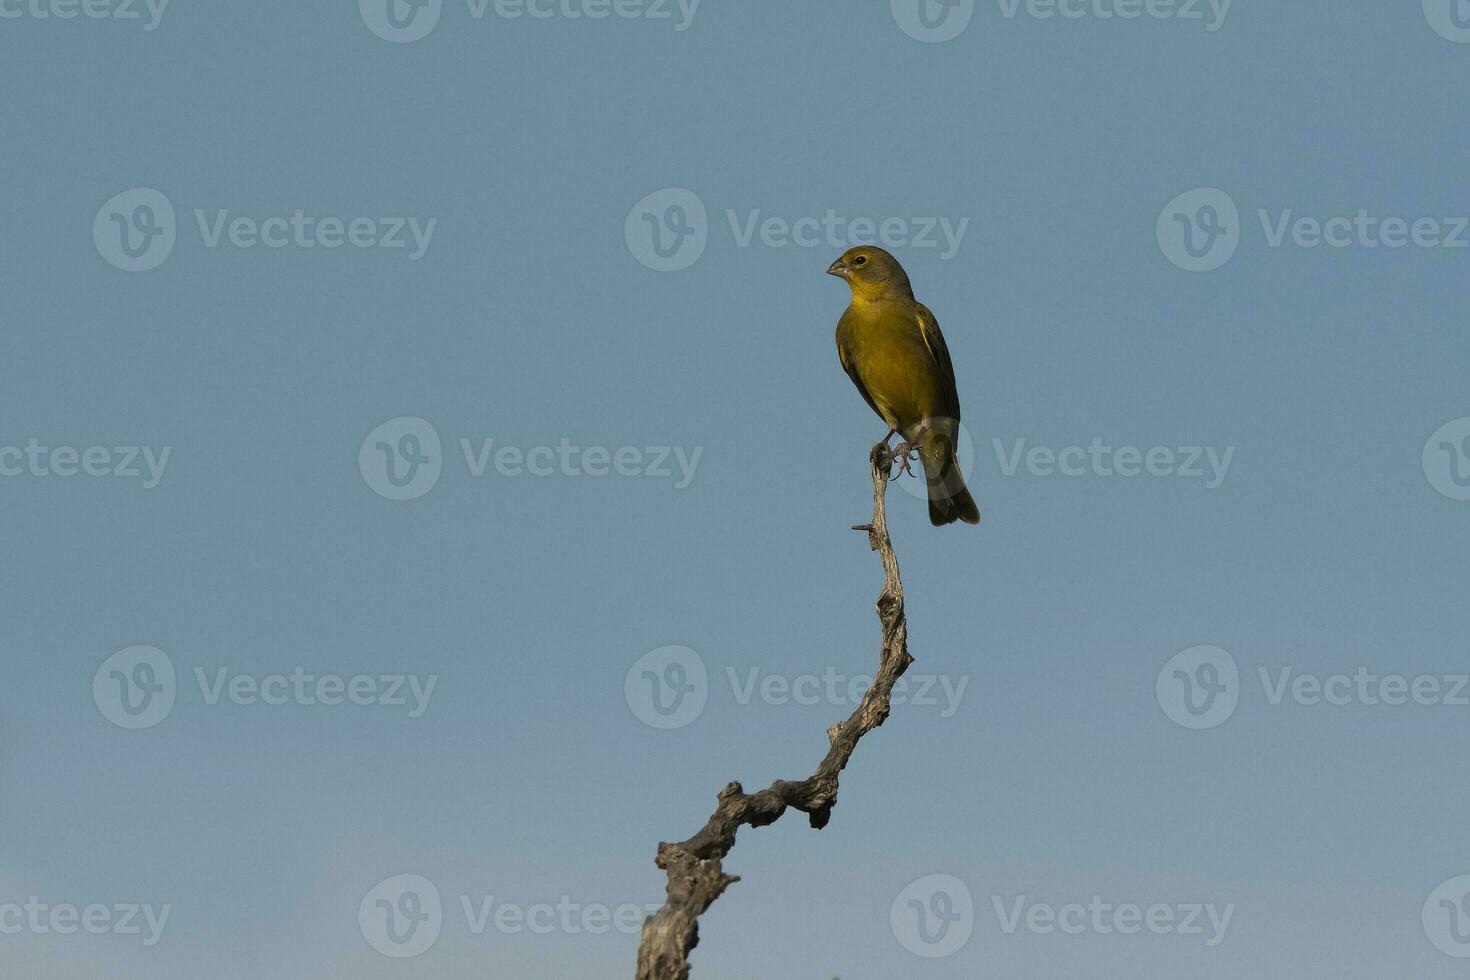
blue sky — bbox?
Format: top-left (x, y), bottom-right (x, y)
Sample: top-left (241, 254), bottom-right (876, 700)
top-left (2, 2), bottom-right (1469, 977)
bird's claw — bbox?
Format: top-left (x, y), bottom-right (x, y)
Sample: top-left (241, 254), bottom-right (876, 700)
top-left (887, 442), bottom-right (921, 480)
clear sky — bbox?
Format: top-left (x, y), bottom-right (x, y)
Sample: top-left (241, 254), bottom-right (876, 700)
top-left (3, 2), bottom-right (1469, 978)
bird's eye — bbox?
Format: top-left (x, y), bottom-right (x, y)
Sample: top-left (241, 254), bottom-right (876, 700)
top-left (853, 255), bottom-right (868, 266)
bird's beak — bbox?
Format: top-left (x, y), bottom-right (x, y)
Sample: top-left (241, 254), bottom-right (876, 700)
top-left (826, 258), bottom-right (848, 278)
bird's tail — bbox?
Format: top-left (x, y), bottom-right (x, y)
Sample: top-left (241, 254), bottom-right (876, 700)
top-left (920, 428), bottom-right (980, 527)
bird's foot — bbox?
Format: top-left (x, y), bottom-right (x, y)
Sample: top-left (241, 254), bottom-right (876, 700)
top-left (888, 442), bottom-right (921, 480)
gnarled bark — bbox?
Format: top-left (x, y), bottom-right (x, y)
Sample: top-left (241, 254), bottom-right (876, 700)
top-left (634, 442), bottom-right (916, 980)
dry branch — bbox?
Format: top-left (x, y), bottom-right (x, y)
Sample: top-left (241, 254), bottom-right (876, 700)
top-left (634, 441), bottom-right (916, 980)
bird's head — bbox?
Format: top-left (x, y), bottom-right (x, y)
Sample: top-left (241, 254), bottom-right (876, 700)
top-left (826, 246), bottom-right (913, 301)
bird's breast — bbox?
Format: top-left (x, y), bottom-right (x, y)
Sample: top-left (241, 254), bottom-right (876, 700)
top-left (842, 306), bottom-right (944, 430)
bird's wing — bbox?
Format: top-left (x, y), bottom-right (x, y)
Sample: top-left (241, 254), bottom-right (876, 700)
top-left (915, 303), bottom-right (962, 422)
top-left (837, 321), bottom-right (884, 420)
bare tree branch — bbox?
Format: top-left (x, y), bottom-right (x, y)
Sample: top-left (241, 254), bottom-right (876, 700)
top-left (635, 441), bottom-right (916, 980)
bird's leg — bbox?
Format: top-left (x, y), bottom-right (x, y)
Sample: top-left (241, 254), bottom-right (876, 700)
top-left (874, 427), bottom-right (915, 480)
top-left (888, 440), bottom-right (921, 480)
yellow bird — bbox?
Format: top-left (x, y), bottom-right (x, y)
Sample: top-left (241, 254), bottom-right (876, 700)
top-left (829, 246), bottom-right (980, 526)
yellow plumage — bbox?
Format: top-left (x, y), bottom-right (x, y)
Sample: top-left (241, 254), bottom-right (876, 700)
top-left (830, 246), bottom-right (979, 526)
